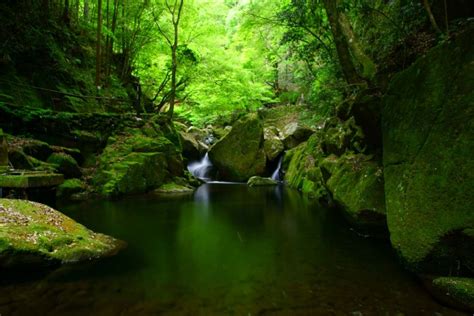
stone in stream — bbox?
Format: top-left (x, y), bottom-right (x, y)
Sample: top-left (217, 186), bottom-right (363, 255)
top-left (208, 113), bottom-right (266, 182)
top-left (0, 198), bottom-right (125, 268)
top-left (247, 176), bottom-right (278, 187)
top-left (382, 27), bottom-right (474, 275)
top-left (430, 277), bottom-right (474, 312)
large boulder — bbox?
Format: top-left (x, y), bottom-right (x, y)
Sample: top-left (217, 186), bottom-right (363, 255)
top-left (208, 114), bottom-right (266, 182)
top-left (281, 122), bottom-right (314, 149)
top-left (284, 134), bottom-right (327, 199)
top-left (47, 153), bottom-right (82, 179)
top-left (263, 127), bottom-right (284, 162)
top-left (0, 199), bottom-right (124, 268)
top-left (382, 28), bottom-right (474, 274)
top-left (93, 132), bottom-right (180, 197)
top-left (320, 154), bottom-right (386, 228)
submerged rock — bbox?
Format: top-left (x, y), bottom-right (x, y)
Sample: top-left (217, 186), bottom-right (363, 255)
top-left (321, 154), bottom-right (386, 228)
top-left (247, 176), bottom-right (278, 187)
top-left (0, 199), bottom-right (124, 268)
top-left (382, 27), bottom-right (474, 274)
top-left (208, 114), bottom-right (266, 182)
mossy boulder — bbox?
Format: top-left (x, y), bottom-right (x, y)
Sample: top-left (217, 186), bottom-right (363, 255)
top-left (22, 140), bottom-right (53, 161)
top-left (281, 122), bottom-right (314, 149)
top-left (0, 199), bottom-right (124, 268)
top-left (263, 127), bottom-right (284, 162)
top-left (431, 277), bottom-right (474, 312)
top-left (56, 178), bottom-right (85, 200)
top-left (382, 28), bottom-right (474, 274)
top-left (247, 176), bottom-right (278, 187)
top-left (154, 182), bottom-right (194, 194)
top-left (93, 128), bottom-right (184, 197)
top-left (320, 154), bottom-right (386, 228)
top-left (283, 134), bottom-right (327, 199)
top-left (179, 130), bottom-right (207, 161)
top-left (8, 149), bottom-right (34, 170)
top-left (47, 153), bottom-right (82, 179)
top-left (208, 114), bottom-right (266, 182)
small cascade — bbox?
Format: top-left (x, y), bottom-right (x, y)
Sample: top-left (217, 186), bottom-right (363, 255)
top-left (187, 153), bottom-right (213, 182)
top-left (271, 155), bottom-right (283, 181)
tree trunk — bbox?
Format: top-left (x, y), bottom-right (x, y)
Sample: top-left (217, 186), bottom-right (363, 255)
top-left (338, 12), bottom-right (376, 80)
top-left (107, 0), bottom-right (120, 77)
top-left (95, 0), bottom-right (103, 88)
top-left (168, 0), bottom-right (184, 119)
top-left (84, 0), bottom-right (89, 21)
top-left (63, 0), bottom-right (70, 26)
top-left (322, 0), bottom-right (363, 86)
top-left (423, 0), bottom-right (442, 33)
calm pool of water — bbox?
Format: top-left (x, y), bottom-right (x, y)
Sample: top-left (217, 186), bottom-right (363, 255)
top-left (0, 184), bottom-right (464, 315)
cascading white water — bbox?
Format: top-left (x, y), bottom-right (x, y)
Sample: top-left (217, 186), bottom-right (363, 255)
top-left (187, 153), bottom-right (213, 182)
top-left (271, 156), bottom-right (283, 181)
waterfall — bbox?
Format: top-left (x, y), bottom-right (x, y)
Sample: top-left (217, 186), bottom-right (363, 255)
top-left (271, 156), bottom-right (283, 181)
top-left (188, 153), bottom-right (213, 182)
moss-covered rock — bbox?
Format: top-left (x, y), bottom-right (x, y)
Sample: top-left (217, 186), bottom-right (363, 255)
top-left (247, 176), bottom-right (278, 187)
top-left (56, 178), bottom-right (85, 200)
top-left (263, 127), bottom-right (284, 162)
top-left (0, 199), bottom-right (124, 268)
top-left (283, 134), bottom-right (327, 199)
top-left (8, 148), bottom-right (34, 170)
top-left (431, 277), bottom-right (474, 312)
top-left (179, 130), bottom-right (207, 161)
top-left (281, 122), bottom-right (314, 149)
top-left (154, 182), bottom-right (194, 194)
top-left (208, 114), bottom-right (266, 182)
top-left (382, 27), bottom-right (474, 274)
top-left (320, 154), bottom-right (386, 227)
top-left (22, 140), bottom-right (53, 162)
top-left (93, 127), bottom-right (184, 197)
top-left (47, 153), bottom-right (82, 179)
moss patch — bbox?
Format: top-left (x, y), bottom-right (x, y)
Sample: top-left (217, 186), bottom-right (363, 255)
top-left (0, 199), bottom-right (124, 268)
top-left (432, 277), bottom-right (474, 311)
top-left (208, 113), bottom-right (266, 182)
top-left (382, 27), bottom-right (474, 273)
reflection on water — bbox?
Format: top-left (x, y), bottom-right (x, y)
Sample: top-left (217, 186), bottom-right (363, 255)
top-left (0, 184), bottom-right (463, 315)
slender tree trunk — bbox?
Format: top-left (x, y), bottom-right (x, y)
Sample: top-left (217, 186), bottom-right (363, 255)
top-left (84, 0), bottom-right (89, 21)
top-left (63, 0), bottom-right (70, 26)
top-left (168, 0), bottom-right (184, 119)
top-left (41, 0), bottom-right (50, 23)
top-left (322, 0), bottom-right (362, 86)
top-left (422, 0), bottom-right (442, 33)
top-left (107, 0), bottom-right (119, 77)
top-left (338, 12), bottom-right (376, 80)
top-left (95, 0), bottom-right (103, 88)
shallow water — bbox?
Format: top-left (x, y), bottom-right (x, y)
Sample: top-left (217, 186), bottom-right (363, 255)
top-left (0, 184), bottom-right (464, 315)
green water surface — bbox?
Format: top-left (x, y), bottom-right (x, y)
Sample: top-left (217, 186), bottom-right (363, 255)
top-left (0, 184), bottom-right (464, 315)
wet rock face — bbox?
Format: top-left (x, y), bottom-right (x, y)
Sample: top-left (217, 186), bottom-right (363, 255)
top-left (320, 154), bottom-right (386, 228)
top-left (0, 199), bottom-right (125, 268)
top-left (382, 28), bottom-right (474, 274)
top-left (208, 114), bottom-right (266, 182)
top-left (263, 127), bottom-right (284, 162)
top-left (281, 122), bottom-right (314, 149)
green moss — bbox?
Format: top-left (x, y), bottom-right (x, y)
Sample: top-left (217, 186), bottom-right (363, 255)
top-left (382, 27), bottom-right (474, 272)
top-left (208, 113), bottom-right (266, 181)
top-left (47, 153), bottom-right (81, 179)
top-left (284, 134), bottom-right (326, 199)
top-left (57, 178), bottom-right (85, 199)
top-left (93, 128), bottom-right (183, 197)
top-left (247, 176), bottom-right (278, 187)
top-left (432, 277), bottom-right (474, 311)
top-left (154, 182), bottom-right (194, 194)
top-left (321, 154), bottom-right (386, 226)
top-left (0, 199), bottom-right (124, 267)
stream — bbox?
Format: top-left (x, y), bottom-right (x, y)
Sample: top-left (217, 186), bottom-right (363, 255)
top-left (0, 184), bottom-right (463, 315)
